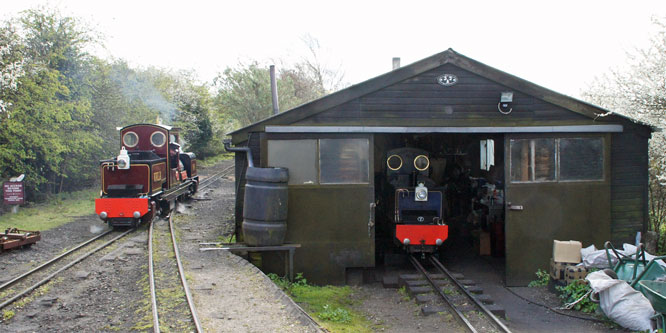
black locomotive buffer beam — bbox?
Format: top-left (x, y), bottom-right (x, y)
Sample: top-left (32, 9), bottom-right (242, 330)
top-left (429, 256), bottom-right (512, 333)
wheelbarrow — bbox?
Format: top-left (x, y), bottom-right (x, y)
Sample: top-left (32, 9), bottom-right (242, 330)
top-left (638, 280), bottom-right (666, 330)
top-left (604, 241), bottom-right (666, 287)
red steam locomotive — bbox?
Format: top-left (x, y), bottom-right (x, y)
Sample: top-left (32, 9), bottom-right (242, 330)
top-left (94, 124), bottom-right (198, 227)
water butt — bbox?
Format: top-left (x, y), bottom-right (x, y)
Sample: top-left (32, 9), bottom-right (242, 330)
top-left (242, 167), bottom-right (288, 246)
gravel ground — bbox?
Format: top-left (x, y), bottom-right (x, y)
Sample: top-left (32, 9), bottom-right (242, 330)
top-left (0, 160), bottom-right (634, 332)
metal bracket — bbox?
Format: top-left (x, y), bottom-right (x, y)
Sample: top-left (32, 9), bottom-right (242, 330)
top-left (368, 202), bottom-right (376, 238)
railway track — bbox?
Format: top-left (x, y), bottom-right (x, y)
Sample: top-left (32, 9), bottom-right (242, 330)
top-left (148, 214), bottom-right (202, 333)
top-left (408, 255), bottom-right (512, 333)
top-left (0, 228), bottom-right (134, 311)
top-left (197, 164), bottom-right (234, 191)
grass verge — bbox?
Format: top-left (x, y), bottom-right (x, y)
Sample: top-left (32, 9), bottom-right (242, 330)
top-left (268, 273), bottom-right (373, 333)
top-left (0, 188), bottom-right (97, 231)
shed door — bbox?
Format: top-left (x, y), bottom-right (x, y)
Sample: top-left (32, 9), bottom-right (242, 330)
top-left (504, 134), bottom-right (610, 286)
top-left (266, 135), bottom-right (375, 284)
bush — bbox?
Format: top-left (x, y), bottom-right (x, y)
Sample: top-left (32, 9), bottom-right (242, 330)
top-left (556, 280), bottom-right (598, 313)
top-left (528, 269), bottom-right (550, 287)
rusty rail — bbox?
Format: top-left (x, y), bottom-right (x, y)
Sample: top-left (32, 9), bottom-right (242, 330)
top-left (0, 229), bottom-right (133, 311)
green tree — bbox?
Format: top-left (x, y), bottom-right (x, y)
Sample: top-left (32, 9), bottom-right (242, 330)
top-left (0, 7), bottom-right (100, 197)
top-left (213, 59), bottom-right (341, 129)
top-left (214, 62), bottom-right (275, 128)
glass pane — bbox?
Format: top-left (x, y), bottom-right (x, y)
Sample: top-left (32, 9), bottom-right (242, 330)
top-left (320, 138), bottom-right (369, 184)
top-left (560, 138), bottom-right (603, 181)
top-left (267, 140), bottom-right (317, 185)
top-left (534, 139), bottom-right (555, 181)
top-left (510, 139), bottom-right (531, 182)
top-left (510, 139), bottom-right (555, 182)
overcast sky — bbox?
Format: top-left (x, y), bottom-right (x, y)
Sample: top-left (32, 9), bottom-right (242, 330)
top-left (4, 0), bottom-right (666, 98)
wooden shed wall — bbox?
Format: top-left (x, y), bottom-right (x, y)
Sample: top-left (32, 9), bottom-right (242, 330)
top-left (296, 64), bottom-right (595, 127)
top-left (610, 122), bottom-right (650, 244)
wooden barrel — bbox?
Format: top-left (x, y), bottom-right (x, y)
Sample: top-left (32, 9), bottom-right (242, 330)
top-left (242, 167), bottom-right (289, 246)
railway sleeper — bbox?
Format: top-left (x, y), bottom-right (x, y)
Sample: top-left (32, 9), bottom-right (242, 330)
top-left (400, 273), bottom-right (507, 320)
top-left (485, 304), bottom-right (507, 319)
top-left (422, 304), bottom-right (449, 316)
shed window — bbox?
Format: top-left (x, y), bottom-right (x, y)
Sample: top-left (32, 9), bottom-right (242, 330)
top-left (510, 137), bottom-right (604, 183)
top-left (267, 138), bottom-right (370, 185)
top-left (267, 140), bottom-right (317, 185)
top-left (510, 139), bottom-right (555, 182)
top-left (320, 138), bottom-right (369, 184)
top-left (559, 138), bottom-right (603, 181)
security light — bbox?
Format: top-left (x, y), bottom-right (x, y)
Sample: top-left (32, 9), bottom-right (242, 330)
top-left (498, 91), bottom-right (514, 114)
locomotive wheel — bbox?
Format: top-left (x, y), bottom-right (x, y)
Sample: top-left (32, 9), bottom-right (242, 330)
top-left (159, 200), bottom-right (172, 217)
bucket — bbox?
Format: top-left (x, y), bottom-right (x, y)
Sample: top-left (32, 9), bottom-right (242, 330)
top-left (242, 167), bottom-right (289, 246)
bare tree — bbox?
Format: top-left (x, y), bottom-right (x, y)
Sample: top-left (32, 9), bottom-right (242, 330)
top-left (299, 34), bottom-right (347, 93)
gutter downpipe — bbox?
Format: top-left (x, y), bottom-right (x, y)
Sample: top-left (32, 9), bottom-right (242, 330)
top-left (223, 139), bottom-right (254, 168)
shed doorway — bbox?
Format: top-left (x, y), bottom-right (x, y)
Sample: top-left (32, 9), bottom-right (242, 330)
top-left (373, 133), bottom-right (507, 271)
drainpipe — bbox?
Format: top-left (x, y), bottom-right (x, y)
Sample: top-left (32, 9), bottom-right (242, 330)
top-left (223, 139), bottom-right (254, 168)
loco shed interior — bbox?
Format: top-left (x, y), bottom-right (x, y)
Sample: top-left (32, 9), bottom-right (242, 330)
top-left (373, 133), bottom-right (506, 263)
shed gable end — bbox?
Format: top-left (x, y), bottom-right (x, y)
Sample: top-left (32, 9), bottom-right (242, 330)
top-left (297, 64), bottom-right (593, 127)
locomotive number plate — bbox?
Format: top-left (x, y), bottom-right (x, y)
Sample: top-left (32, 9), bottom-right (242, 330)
top-left (153, 171), bottom-right (162, 182)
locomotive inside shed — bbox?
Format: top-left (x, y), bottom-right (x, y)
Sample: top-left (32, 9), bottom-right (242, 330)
top-left (373, 133), bottom-right (505, 263)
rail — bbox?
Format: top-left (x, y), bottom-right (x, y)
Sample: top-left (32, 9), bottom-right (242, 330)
top-left (408, 255), bottom-right (511, 333)
top-left (0, 229), bottom-right (113, 292)
top-left (148, 215), bottom-right (202, 333)
top-left (0, 229), bottom-right (133, 311)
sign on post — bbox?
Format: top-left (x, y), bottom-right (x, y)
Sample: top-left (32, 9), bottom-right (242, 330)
top-left (3, 181), bottom-right (25, 205)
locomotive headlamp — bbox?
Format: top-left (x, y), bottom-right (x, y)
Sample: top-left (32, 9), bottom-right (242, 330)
top-left (117, 147), bottom-right (130, 170)
top-left (415, 182), bottom-right (428, 202)
top-left (403, 238), bottom-right (410, 245)
top-left (413, 155), bottom-right (430, 171)
top-left (387, 154), bottom-right (403, 171)
top-left (99, 211), bottom-right (108, 220)
top-left (133, 211), bottom-right (141, 219)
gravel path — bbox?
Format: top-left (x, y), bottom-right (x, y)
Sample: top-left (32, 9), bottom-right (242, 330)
top-left (0, 160), bottom-right (318, 332)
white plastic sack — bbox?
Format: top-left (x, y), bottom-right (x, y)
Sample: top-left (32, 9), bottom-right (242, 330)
top-left (586, 270), bottom-right (655, 331)
top-left (581, 244), bottom-right (618, 268)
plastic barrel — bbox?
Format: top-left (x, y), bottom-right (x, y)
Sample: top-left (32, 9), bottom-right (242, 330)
top-left (242, 167), bottom-right (289, 246)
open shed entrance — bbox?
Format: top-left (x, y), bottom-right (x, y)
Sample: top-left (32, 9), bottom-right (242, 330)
top-left (372, 131), bottom-right (611, 285)
top-left (373, 132), bottom-right (507, 269)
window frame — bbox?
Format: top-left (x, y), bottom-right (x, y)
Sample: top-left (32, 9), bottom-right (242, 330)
top-left (509, 136), bottom-right (605, 184)
top-left (266, 136), bottom-right (371, 186)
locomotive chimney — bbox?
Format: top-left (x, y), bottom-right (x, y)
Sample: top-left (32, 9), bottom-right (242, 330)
top-left (392, 57), bottom-right (401, 70)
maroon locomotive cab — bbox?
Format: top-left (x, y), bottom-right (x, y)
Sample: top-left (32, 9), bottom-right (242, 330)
top-left (102, 164), bottom-right (151, 195)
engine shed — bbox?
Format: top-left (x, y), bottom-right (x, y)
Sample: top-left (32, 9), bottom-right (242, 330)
top-left (228, 49), bottom-right (653, 286)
